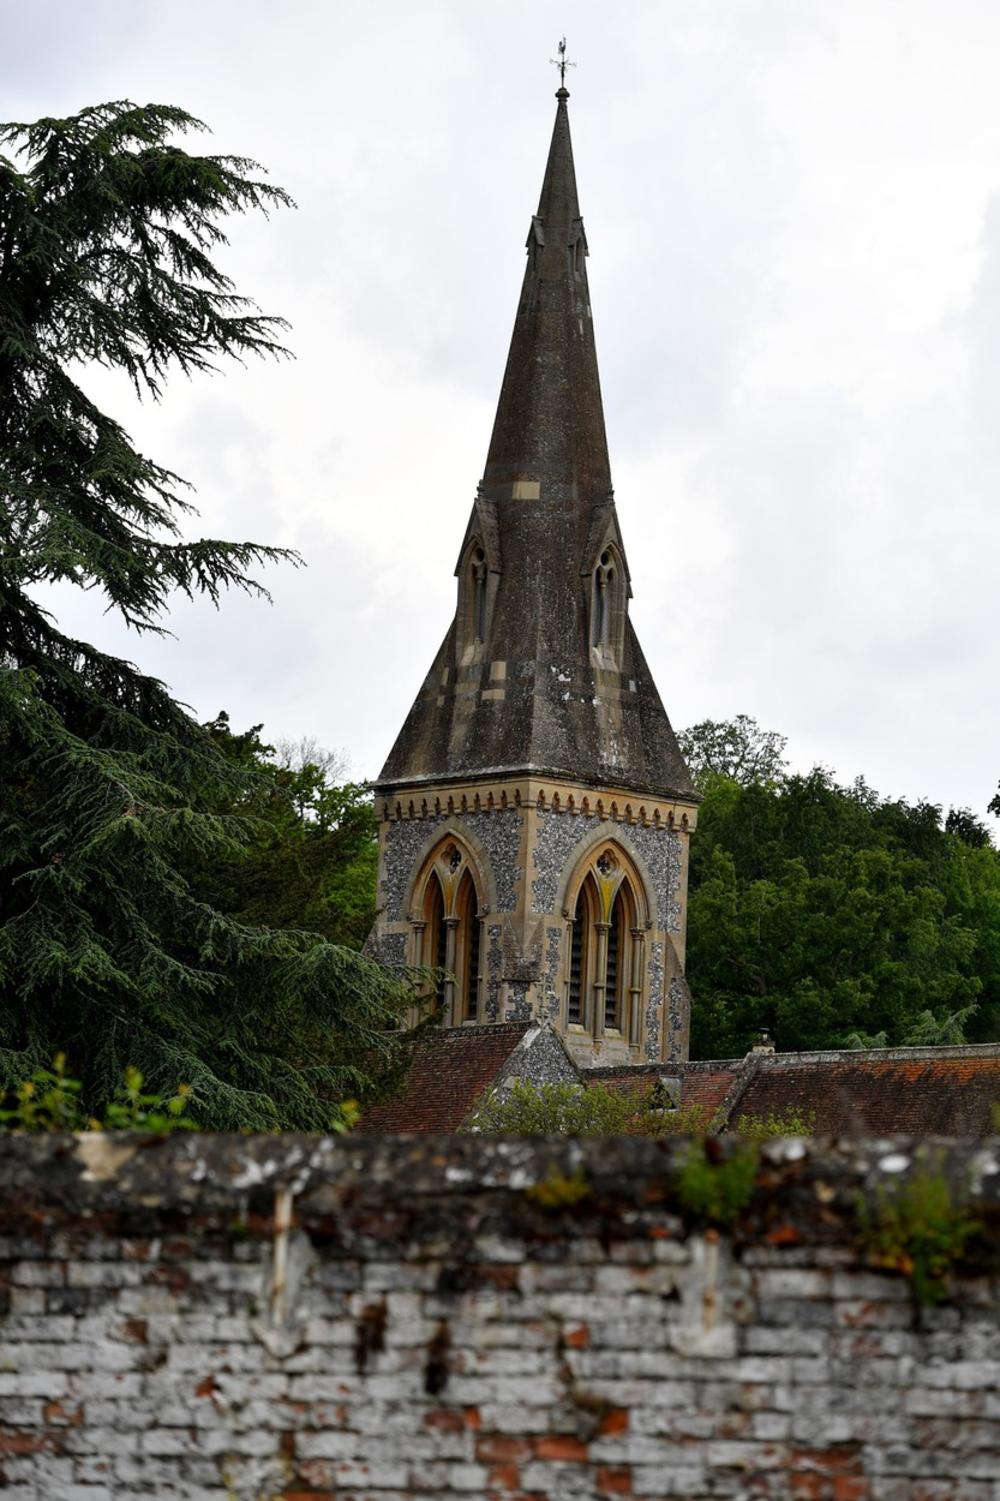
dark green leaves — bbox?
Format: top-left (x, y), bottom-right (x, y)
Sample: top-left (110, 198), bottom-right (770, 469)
top-left (0, 103), bottom-right (417, 1127)
top-left (686, 766), bottom-right (1000, 1058)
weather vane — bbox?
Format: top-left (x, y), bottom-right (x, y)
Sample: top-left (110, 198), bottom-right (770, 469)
top-left (550, 36), bottom-right (576, 87)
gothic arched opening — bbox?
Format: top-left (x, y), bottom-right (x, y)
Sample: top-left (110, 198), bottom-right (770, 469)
top-left (565, 843), bottom-right (647, 1045)
top-left (412, 838), bottom-right (484, 1027)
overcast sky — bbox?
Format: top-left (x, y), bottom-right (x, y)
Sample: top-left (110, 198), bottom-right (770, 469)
top-left (5, 0), bottom-right (1000, 822)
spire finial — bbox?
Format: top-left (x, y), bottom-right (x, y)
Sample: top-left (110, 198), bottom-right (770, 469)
top-left (550, 36), bottom-right (575, 91)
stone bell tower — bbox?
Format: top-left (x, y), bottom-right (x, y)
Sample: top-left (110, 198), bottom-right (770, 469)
top-left (370, 82), bottom-right (699, 1067)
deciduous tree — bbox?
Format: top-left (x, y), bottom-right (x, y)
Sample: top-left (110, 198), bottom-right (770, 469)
top-left (685, 764), bottom-right (1000, 1058)
top-left (678, 714), bottom-right (788, 788)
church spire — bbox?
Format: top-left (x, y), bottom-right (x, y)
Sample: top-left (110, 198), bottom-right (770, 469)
top-left (481, 83), bottom-right (611, 502)
top-left (369, 67), bottom-right (698, 1070)
top-left (376, 75), bottom-right (693, 804)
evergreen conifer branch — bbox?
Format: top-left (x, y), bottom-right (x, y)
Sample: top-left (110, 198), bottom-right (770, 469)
top-left (0, 102), bottom-right (421, 1127)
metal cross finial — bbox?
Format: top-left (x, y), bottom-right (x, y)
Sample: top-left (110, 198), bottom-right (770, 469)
top-left (550, 36), bottom-right (575, 87)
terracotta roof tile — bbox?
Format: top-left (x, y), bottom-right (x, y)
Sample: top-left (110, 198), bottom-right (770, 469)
top-left (586, 1063), bottom-right (738, 1120)
top-left (359, 1023), bottom-right (533, 1134)
top-left (732, 1053), bottom-right (1000, 1136)
top-left (681, 1070), bottom-right (740, 1116)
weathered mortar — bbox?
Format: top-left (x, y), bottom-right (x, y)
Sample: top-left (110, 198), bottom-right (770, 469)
top-left (0, 1134), bottom-right (998, 1499)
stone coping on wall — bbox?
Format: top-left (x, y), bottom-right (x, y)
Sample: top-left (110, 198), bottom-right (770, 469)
top-left (2, 1133), bottom-right (999, 1231)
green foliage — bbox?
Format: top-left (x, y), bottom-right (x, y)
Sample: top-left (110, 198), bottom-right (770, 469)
top-left (466, 1078), bottom-right (712, 1137)
top-left (945, 807), bottom-right (994, 850)
top-left (678, 714), bottom-right (788, 789)
top-left (0, 102), bottom-right (420, 1127)
top-left (0, 1052), bottom-right (85, 1130)
top-left (685, 762), bottom-right (1000, 1058)
top-left (526, 1168), bottom-right (591, 1208)
top-left (735, 1108), bottom-right (816, 1142)
top-left (184, 714), bottom-right (378, 950)
top-left (97, 1067), bottom-right (195, 1132)
top-left (857, 1160), bottom-right (981, 1306)
top-left (0, 1053), bottom-right (196, 1132)
top-left (675, 1139), bottom-right (759, 1224)
top-left (469, 1082), bottom-right (822, 1141)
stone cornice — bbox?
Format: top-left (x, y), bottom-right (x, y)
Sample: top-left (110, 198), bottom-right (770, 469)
top-left (378, 774), bottom-right (698, 832)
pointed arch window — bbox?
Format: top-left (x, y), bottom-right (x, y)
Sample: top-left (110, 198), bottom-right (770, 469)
top-left (591, 547), bottom-right (624, 658)
top-left (458, 538), bottom-right (492, 657)
top-left (568, 873), bottom-right (599, 1027)
top-left (456, 869), bottom-right (481, 1021)
top-left (565, 845), bottom-right (647, 1046)
top-left (472, 548), bottom-right (488, 642)
top-left (413, 840), bottom-right (483, 1025)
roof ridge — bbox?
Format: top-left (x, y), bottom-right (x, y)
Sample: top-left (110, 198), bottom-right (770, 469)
top-left (755, 1043), bottom-right (1000, 1067)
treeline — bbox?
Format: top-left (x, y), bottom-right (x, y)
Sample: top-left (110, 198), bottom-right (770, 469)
top-left (680, 720), bottom-right (1000, 1059)
top-left (196, 713), bottom-right (1000, 1062)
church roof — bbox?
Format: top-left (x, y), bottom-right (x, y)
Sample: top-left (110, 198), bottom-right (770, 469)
top-left (589, 1044), bottom-right (1000, 1136)
top-left (358, 1023), bottom-right (536, 1134)
top-left (729, 1048), bottom-right (1000, 1135)
top-left (359, 1038), bottom-right (1000, 1136)
top-left (376, 88), bottom-right (694, 802)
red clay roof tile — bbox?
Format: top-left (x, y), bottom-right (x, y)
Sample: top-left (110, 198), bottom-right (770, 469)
top-left (359, 1023), bottom-right (533, 1133)
top-left (732, 1054), bottom-right (1000, 1135)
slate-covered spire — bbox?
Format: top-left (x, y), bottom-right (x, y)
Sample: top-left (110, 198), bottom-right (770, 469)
top-left (482, 86), bottom-right (611, 500)
top-left (376, 86), bottom-right (694, 802)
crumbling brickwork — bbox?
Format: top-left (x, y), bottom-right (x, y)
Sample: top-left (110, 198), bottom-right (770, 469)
top-left (0, 1134), bottom-right (997, 1498)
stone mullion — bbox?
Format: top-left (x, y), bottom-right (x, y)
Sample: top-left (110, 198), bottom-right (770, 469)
top-left (406, 920), bottom-right (428, 1027)
top-left (628, 927), bottom-right (644, 1046)
top-left (592, 921), bottom-right (610, 1040)
top-left (443, 917), bottom-right (460, 1024)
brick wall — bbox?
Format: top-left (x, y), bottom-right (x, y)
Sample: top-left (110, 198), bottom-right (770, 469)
top-left (0, 1134), bottom-right (998, 1499)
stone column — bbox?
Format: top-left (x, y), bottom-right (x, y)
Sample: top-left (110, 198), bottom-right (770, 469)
top-left (592, 921), bottom-right (610, 1040)
top-left (443, 916), bottom-right (460, 1023)
top-left (562, 919), bottom-right (574, 1027)
top-left (629, 928), bottom-right (645, 1046)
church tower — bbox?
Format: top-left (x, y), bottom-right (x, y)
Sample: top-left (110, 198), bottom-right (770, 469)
top-left (370, 82), bottom-right (699, 1067)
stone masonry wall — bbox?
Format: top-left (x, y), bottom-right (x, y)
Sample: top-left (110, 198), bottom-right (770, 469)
top-left (0, 1134), bottom-right (998, 1500)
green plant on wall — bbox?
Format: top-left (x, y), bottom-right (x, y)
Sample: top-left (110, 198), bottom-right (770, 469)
top-left (857, 1159), bottom-right (981, 1306)
top-left (675, 1139), bottom-right (759, 1225)
top-left (526, 1167), bottom-right (591, 1209)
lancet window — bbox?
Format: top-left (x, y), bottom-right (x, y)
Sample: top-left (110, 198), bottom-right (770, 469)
top-left (458, 537), bottom-right (492, 657)
top-left (472, 548), bottom-right (488, 642)
top-left (591, 545), bottom-right (625, 658)
top-left (412, 840), bottom-right (483, 1025)
top-left (565, 844), bottom-right (646, 1044)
